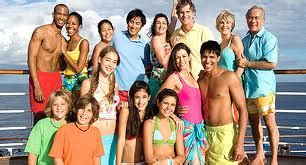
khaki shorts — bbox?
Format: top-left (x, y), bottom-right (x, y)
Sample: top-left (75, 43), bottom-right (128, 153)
top-left (246, 92), bottom-right (276, 116)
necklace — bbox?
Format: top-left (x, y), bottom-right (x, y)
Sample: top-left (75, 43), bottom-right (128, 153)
top-left (50, 118), bottom-right (60, 128)
top-left (74, 122), bottom-right (90, 132)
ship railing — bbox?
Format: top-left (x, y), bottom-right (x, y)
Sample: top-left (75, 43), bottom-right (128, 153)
top-left (0, 69), bottom-right (306, 156)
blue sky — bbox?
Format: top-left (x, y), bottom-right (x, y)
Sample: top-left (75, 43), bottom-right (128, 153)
top-left (0, 0), bottom-right (306, 82)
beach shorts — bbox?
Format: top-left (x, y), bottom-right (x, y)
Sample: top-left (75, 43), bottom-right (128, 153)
top-left (29, 71), bottom-right (62, 113)
top-left (182, 119), bottom-right (208, 164)
top-left (246, 92), bottom-right (276, 116)
top-left (205, 123), bottom-right (238, 165)
top-left (101, 134), bottom-right (117, 165)
top-left (63, 73), bottom-right (88, 91)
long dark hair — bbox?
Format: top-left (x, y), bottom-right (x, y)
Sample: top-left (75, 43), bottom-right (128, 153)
top-left (144, 88), bottom-right (179, 120)
top-left (89, 46), bottom-right (120, 102)
top-left (126, 81), bottom-right (150, 137)
top-left (163, 43), bottom-right (191, 81)
top-left (148, 13), bottom-right (171, 43)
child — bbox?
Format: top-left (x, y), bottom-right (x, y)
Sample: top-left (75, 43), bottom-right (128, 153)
top-left (25, 89), bottom-right (72, 165)
top-left (116, 80), bottom-right (150, 164)
top-left (49, 94), bottom-right (104, 165)
top-left (143, 88), bottom-right (185, 165)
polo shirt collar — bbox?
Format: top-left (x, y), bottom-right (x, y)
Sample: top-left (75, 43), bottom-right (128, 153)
top-left (246, 27), bottom-right (265, 38)
top-left (123, 30), bottom-right (145, 43)
top-left (178, 23), bottom-right (199, 35)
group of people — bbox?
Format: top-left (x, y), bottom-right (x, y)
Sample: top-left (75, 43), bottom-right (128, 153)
top-left (25, 0), bottom-right (279, 164)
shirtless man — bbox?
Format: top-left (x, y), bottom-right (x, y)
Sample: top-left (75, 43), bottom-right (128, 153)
top-left (27, 4), bottom-right (69, 124)
top-left (198, 40), bottom-right (248, 165)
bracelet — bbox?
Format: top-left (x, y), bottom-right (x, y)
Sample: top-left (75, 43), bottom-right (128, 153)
top-left (168, 158), bottom-right (174, 165)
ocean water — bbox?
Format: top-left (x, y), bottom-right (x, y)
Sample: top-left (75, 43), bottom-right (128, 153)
top-left (0, 82), bottom-right (306, 156)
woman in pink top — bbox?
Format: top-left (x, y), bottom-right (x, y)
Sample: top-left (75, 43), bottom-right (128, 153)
top-left (159, 43), bottom-right (208, 164)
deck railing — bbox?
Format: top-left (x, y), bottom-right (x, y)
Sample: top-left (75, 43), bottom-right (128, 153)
top-left (0, 69), bottom-right (306, 157)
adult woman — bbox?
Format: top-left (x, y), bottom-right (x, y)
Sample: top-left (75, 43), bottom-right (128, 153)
top-left (116, 81), bottom-right (150, 164)
top-left (148, 0), bottom-right (178, 106)
top-left (159, 43), bottom-right (208, 164)
top-left (143, 88), bottom-right (184, 165)
top-left (62, 12), bottom-right (89, 95)
top-left (216, 10), bottom-right (245, 124)
top-left (91, 19), bottom-right (114, 72)
top-left (216, 10), bottom-right (244, 77)
top-left (80, 46), bottom-right (120, 165)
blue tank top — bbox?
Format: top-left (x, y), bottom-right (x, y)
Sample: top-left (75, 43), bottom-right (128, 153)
top-left (218, 37), bottom-right (237, 72)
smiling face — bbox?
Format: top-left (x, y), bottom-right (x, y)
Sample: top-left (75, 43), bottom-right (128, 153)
top-left (175, 49), bottom-right (190, 71)
top-left (133, 89), bottom-right (150, 112)
top-left (51, 96), bottom-right (69, 121)
top-left (76, 104), bottom-right (93, 126)
top-left (98, 51), bottom-right (119, 76)
top-left (201, 50), bottom-right (220, 72)
top-left (246, 8), bottom-right (264, 34)
top-left (127, 16), bottom-right (142, 38)
top-left (218, 19), bottom-right (234, 36)
top-left (158, 96), bottom-right (177, 118)
top-left (52, 5), bottom-right (69, 29)
top-left (178, 4), bottom-right (195, 26)
top-left (154, 17), bottom-right (168, 35)
top-left (100, 22), bottom-right (113, 42)
top-left (66, 15), bottom-right (80, 37)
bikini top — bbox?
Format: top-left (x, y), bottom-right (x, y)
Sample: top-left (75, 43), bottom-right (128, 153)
top-left (152, 117), bottom-right (176, 146)
top-left (93, 84), bottom-right (120, 120)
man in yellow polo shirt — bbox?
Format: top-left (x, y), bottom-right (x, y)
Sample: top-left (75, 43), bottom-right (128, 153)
top-left (171, 0), bottom-right (214, 79)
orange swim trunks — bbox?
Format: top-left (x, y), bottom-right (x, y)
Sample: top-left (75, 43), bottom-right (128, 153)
top-left (29, 71), bottom-right (62, 113)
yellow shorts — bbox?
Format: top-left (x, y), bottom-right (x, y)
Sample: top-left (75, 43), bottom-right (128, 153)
top-left (246, 92), bottom-right (276, 116)
top-left (205, 123), bottom-right (238, 165)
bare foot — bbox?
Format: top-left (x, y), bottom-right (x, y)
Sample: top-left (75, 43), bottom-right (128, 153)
top-left (250, 155), bottom-right (266, 165)
top-left (271, 159), bottom-right (278, 165)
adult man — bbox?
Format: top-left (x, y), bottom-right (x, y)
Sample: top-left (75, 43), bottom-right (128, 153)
top-left (27, 4), bottom-right (69, 124)
top-left (198, 41), bottom-right (248, 164)
top-left (238, 5), bottom-right (279, 165)
top-left (113, 9), bottom-right (150, 102)
top-left (171, 0), bottom-right (214, 79)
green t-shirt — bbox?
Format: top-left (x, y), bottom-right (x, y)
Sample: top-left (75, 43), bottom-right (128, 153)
top-left (25, 118), bottom-right (63, 165)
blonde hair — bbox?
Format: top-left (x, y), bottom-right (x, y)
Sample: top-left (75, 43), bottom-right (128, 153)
top-left (44, 89), bottom-right (73, 118)
top-left (216, 10), bottom-right (235, 32)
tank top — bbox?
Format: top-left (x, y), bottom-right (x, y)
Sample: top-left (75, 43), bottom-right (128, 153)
top-left (176, 73), bottom-right (203, 124)
top-left (218, 37), bottom-right (237, 72)
top-left (63, 38), bottom-right (88, 75)
top-left (93, 83), bottom-right (120, 120)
